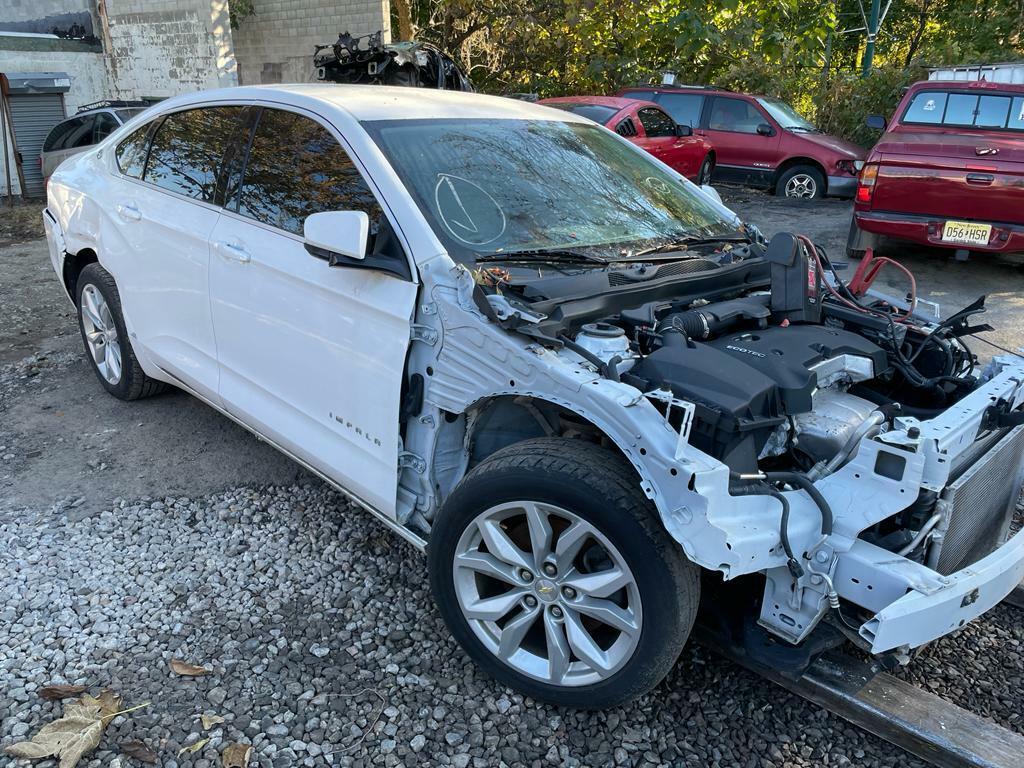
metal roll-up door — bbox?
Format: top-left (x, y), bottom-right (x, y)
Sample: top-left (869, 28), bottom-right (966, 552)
top-left (9, 93), bottom-right (66, 197)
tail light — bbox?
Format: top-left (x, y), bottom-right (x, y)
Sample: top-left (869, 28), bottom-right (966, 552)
top-left (856, 163), bottom-right (878, 204)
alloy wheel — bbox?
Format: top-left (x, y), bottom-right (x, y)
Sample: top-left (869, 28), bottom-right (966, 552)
top-left (452, 500), bottom-right (642, 687)
top-left (784, 173), bottom-right (818, 198)
top-left (80, 284), bottom-right (123, 385)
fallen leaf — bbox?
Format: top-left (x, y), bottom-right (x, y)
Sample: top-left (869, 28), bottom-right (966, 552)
top-left (169, 659), bottom-right (211, 677)
top-left (120, 739), bottom-right (159, 764)
top-left (178, 737), bottom-right (210, 757)
top-left (200, 714), bottom-right (225, 730)
top-left (221, 742), bottom-right (252, 768)
top-left (4, 690), bottom-right (124, 768)
top-left (39, 684), bottom-right (88, 701)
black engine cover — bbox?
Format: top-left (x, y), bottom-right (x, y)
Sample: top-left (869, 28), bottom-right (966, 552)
top-left (632, 324), bottom-right (886, 470)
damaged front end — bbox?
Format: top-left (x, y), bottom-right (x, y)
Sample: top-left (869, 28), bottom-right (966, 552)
top-left (314, 31), bottom-right (473, 91)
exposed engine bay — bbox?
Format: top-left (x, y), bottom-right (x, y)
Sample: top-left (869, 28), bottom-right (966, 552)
top-left (480, 232), bottom-right (988, 478)
top-left (467, 230), bottom-right (1023, 628)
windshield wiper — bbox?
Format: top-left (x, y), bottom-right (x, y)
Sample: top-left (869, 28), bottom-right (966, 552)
top-left (632, 234), bottom-right (750, 258)
top-left (476, 248), bottom-right (609, 266)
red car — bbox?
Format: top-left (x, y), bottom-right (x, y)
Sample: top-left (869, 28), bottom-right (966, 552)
top-left (850, 79), bottom-right (1024, 258)
top-left (617, 85), bottom-right (865, 199)
top-left (538, 96), bottom-right (715, 184)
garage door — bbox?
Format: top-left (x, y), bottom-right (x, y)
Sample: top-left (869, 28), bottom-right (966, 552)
top-left (8, 93), bottom-right (66, 198)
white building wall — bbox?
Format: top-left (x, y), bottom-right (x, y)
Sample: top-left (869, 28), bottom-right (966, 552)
top-left (231, 0), bottom-right (390, 85)
top-left (102, 0), bottom-right (237, 99)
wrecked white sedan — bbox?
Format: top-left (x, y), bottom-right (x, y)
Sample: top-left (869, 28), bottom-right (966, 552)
top-left (43, 85), bottom-right (1024, 707)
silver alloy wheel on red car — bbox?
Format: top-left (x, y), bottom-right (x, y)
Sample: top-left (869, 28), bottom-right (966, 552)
top-left (699, 155), bottom-right (714, 186)
top-left (452, 499), bottom-right (643, 687)
top-left (784, 172), bottom-right (818, 198)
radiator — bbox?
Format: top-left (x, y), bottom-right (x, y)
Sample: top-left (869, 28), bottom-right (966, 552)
top-left (933, 425), bottom-right (1024, 576)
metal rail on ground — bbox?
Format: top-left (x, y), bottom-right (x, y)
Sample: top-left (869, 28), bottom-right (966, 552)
top-left (696, 589), bottom-right (1024, 768)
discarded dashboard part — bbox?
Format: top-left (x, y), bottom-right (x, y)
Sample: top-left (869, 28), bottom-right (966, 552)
top-left (314, 31), bottom-right (472, 91)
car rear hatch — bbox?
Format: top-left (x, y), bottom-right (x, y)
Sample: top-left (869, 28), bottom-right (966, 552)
top-left (868, 131), bottom-right (1024, 223)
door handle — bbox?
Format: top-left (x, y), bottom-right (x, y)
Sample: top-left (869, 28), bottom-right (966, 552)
top-left (214, 240), bottom-right (251, 264)
top-left (965, 173), bottom-right (994, 185)
top-left (116, 203), bottom-right (142, 222)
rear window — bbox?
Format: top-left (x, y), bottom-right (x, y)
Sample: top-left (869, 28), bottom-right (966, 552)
top-left (902, 90), bottom-right (1024, 131)
top-left (653, 93), bottom-right (704, 127)
top-left (544, 103), bottom-right (618, 125)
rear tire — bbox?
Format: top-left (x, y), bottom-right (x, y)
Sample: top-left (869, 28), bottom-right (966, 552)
top-left (697, 154), bottom-right (714, 186)
top-left (76, 263), bottom-right (167, 401)
top-left (428, 437), bottom-right (700, 708)
top-left (776, 165), bottom-right (824, 199)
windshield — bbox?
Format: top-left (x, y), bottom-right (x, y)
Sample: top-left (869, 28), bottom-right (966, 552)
top-left (756, 98), bottom-right (815, 131)
top-left (363, 118), bottom-right (742, 264)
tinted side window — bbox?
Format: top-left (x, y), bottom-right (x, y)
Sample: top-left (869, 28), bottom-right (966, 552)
top-left (708, 97), bottom-right (764, 133)
top-left (93, 112), bottom-right (120, 142)
top-left (43, 119), bottom-right (78, 152)
top-left (235, 108), bottom-right (382, 238)
top-left (61, 117), bottom-right (95, 150)
top-left (638, 107), bottom-right (676, 137)
top-left (655, 93), bottom-right (704, 127)
top-left (144, 107), bottom-right (244, 202)
top-left (116, 124), bottom-right (152, 178)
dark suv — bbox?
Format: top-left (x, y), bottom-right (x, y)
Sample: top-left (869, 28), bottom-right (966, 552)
top-left (618, 85), bottom-right (865, 199)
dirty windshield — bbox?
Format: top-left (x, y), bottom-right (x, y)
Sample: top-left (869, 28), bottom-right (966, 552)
top-left (363, 118), bottom-right (743, 265)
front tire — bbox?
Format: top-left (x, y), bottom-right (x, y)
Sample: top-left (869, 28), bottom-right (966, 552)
top-left (776, 165), bottom-right (824, 199)
top-left (428, 438), bottom-right (699, 708)
top-left (697, 154), bottom-right (715, 186)
top-left (76, 263), bottom-right (166, 401)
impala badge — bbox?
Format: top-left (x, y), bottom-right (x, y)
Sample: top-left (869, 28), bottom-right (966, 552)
top-left (975, 146), bottom-right (999, 156)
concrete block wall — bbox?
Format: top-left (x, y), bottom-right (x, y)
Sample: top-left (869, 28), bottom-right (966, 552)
top-left (231, 0), bottom-right (390, 85)
top-left (102, 0), bottom-right (238, 99)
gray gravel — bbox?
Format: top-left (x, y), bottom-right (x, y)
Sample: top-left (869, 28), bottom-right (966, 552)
top-left (2, 191), bottom-right (1023, 767)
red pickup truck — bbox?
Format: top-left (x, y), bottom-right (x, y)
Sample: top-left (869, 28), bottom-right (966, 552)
top-left (849, 79), bottom-right (1024, 258)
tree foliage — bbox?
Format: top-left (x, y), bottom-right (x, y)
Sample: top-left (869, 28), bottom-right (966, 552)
top-left (393, 0), bottom-right (1023, 143)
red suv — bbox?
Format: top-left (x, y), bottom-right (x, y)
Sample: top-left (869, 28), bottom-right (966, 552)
top-left (538, 96), bottom-right (715, 183)
top-left (618, 85), bottom-right (865, 199)
top-left (850, 79), bottom-right (1024, 258)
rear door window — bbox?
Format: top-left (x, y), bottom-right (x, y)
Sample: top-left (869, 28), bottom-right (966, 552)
top-left (707, 97), bottom-right (764, 133)
top-left (62, 117), bottom-right (97, 150)
top-left (93, 112), bottom-right (120, 142)
top-left (653, 93), bottom-right (704, 127)
top-left (143, 107), bottom-right (244, 202)
top-left (233, 107), bottom-right (382, 237)
top-left (637, 107), bottom-right (676, 137)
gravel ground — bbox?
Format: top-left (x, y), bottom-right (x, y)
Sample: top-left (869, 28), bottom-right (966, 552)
top-left (2, 189), bottom-right (1023, 768)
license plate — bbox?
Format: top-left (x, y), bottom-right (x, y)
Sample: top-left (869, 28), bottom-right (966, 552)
top-left (942, 220), bottom-right (991, 246)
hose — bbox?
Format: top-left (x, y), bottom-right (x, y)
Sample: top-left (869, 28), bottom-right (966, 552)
top-left (761, 470), bottom-right (834, 537)
top-left (896, 512), bottom-right (943, 557)
top-left (557, 334), bottom-right (620, 382)
top-left (729, 479), bottom-right (803, 578)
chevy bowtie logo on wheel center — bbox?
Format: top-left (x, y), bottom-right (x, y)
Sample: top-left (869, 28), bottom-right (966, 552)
top-left (535, 579), bottom-right (559, 602)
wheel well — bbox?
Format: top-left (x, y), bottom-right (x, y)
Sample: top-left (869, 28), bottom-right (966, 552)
top-left (773, 157), bottom-right (827, 191)
top-left (63, 248), bottom-right (98, 305)
top-left (466, 396), bottom-right (629, 469)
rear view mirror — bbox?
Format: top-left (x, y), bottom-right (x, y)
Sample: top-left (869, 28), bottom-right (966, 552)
top-left (866, 114), bottom-right (887, 131)
top-left (756, 123), bottom-right (775, 137)
top-left (675, 123), bottom-right (693, 137)
top-left (304, 210), bottom-right (369, 263)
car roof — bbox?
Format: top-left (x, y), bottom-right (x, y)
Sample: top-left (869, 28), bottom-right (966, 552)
top-left (145, 84), bottom-right (595, 124)
top-left (540, 95), bottom-right (649, 111)
top-left (908, 79), bottom-right (1024, 95)
top-left (620, 85), bottom-right (765, 100)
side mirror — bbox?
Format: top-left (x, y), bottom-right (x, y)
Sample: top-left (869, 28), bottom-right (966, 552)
top-left (865, 114), bottom-right (887, 131)
top-left (756, 123), bottom-right (775, 137)
top-left (674, 123), bottom-right (692, 137)
top-left (304, 210), bottom-right (369, 263)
